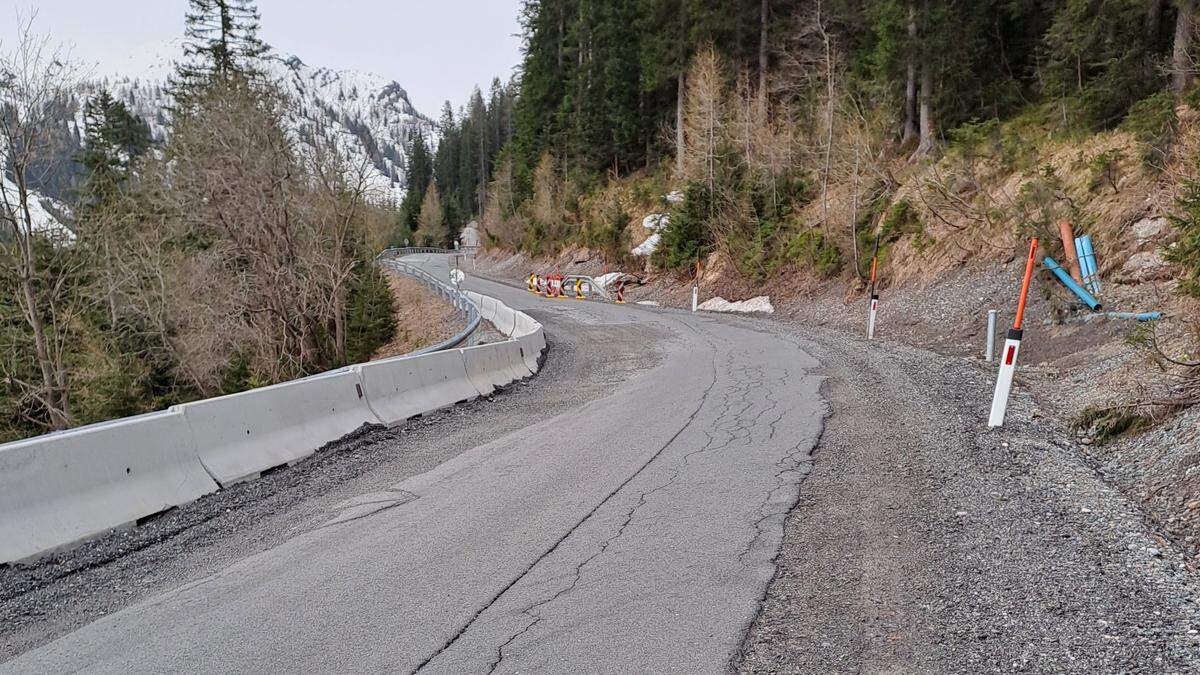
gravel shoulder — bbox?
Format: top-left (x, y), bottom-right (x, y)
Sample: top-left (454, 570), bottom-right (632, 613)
top-left (735, 322), bottom-right (1200, 672)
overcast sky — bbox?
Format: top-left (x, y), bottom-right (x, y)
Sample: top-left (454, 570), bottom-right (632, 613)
top-left (1, 0), bottom-right (524, 115)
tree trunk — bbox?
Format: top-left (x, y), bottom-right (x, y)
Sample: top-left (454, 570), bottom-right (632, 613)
top-left (1147, 0), bottom-right (1165, 44)
top-left (850, 148), bottom-right (861, 278)
top-left (557, 5), bottom-right (565, 71)
top-left (820, 0), bottom-right (834, 227)
top-left (333, 290), bottom-right (347, 364)
top-left (916, 59), bottom-right (935, 157)
top-left (759, 0), bottom-right (769, 98)
top-left (11, 172), bottom-right (70, 430)
top-left (676, 72), bottom-right (685, 176)
top-left (1172, 0), bottom-right (1196, 93)
top-left (902, 4), bottom-right (918, 145)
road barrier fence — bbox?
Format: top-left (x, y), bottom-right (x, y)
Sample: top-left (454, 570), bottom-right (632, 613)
top-left (0, 253), bottom-right (546, 564)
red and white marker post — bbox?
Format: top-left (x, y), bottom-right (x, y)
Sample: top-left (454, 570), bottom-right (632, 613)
top-left (988, 238), bottom-right (1039, 428)
top-left (866, 256), bottom-right (879, 340)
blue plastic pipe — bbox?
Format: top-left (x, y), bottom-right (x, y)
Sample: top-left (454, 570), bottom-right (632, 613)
top-left (1081, 235), bottom-right (1101, 294)
top-left (1106, 311), bottom-right (1161, 321)
top-left (1074, 237), bottom-right (1088, 285)
top-left (1044, 256), bottom-right (1103, 310)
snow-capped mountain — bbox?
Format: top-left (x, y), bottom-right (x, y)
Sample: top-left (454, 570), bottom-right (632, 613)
top-left (85, 41), bottom-right (436, 204)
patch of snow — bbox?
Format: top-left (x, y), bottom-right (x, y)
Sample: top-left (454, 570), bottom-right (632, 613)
top-left (665, 190), bottom-right (684, 204)
top-left (635, 300), bottom-right (659, 306)
top-left (698, 296), bottom-right (774, 314)
top-left (632, 213), bottom-right (669, 256)
top-left (0, 173), bottom-right (74, 242)
top-left (593, 272), bottom-right (624, 289)
top-left (642, 213), bottom-right (669, 231)
top-left (631, 232), bottom-right (660, 257)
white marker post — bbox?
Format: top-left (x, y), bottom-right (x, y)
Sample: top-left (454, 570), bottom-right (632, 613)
top-left (866, 255), bottom-right (879, 340)
top-left (692, 259), bottom-right (701, 312)
top-left (988, 238), bottom-right (1038, 428)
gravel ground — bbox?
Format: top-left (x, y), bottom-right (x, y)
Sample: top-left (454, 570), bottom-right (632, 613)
top-left (734, 321), bottom-right (1200, 672)
top-left (0, 308), bottom-right (663, 662)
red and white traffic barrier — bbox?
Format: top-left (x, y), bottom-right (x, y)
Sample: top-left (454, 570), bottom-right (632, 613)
top-left (988, 238), bottom-right (1038, 428)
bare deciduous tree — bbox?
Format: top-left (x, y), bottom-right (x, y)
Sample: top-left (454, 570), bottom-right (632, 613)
top-left (0, 18), bottom-right (80, 429)
top-left (680, 46), bottom-right (726, 200)
top-left (415, 184), bottom-right (447, 247)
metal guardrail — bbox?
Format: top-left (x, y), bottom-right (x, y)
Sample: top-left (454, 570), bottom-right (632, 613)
top-left (384, 247), bottom-right (455, 256)
top-left (377, 249), bottom-right (481, 355)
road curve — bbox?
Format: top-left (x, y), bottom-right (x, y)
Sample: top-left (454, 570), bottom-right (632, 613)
top-left (3, 255), bottom-right (826, 674)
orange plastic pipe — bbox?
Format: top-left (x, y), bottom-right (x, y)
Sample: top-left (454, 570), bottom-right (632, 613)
top-left (1013, 238), bottom-right (1038, 330)
top-left (1057, 220), bottom-right (1082, 284)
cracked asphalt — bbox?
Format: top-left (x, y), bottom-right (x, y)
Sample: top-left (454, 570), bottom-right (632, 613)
top-left (1, 257), bottom-right (826, 674)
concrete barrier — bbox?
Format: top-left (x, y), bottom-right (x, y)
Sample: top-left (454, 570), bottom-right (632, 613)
top-left (500, 339), bottom-right (535, 380)
top-left (0, 409), bottom-right (219, 563)
top-left (180, 369), bottom-right (379, 487)
top-left (0, 277), bottom-right (547, 562)
top-left (461, 344), bottom-right (514, 396)
top-left (517, 333), bottom-right (544, 374)
top-left (357, 349), bottom-right (480, 424)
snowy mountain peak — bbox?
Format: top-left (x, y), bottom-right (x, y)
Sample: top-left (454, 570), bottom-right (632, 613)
top-left (85, 41), bottom-right (435, 204)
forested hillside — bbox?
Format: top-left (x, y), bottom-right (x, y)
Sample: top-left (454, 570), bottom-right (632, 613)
top-left (423, 0), bottom-right (1200, 283)
top-left (0, 2), bottom-right (400, 441)
top-left (403, 0), bottom-right (1200, 446)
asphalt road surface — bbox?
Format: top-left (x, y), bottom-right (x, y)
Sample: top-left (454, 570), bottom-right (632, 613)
top-left (2, 256), bottom-right (827, 674)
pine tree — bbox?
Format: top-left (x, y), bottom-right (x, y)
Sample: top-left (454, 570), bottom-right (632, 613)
top-left (171, 0), bottom-right (271, 111)
top-left (79, 91), bottom-right (152, 207)
top-left (1042, 0), bottom-right (1161, 128)
top-left (399, 133), bottom-right (433, 232)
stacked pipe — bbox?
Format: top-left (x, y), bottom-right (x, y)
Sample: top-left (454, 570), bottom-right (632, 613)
top-left (1073, 235), bottom-right (1102, 295)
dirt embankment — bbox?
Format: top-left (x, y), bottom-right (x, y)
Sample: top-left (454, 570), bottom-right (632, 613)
top-left (372, 271), bottom-right (464, 359)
